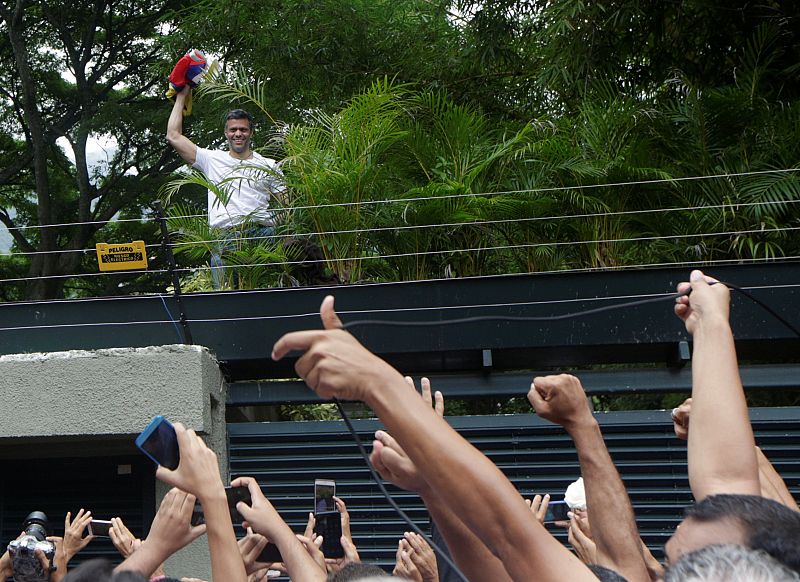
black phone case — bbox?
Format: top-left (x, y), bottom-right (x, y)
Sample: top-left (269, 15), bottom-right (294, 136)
top-left (191, 486), bottom-right (252, 526)
top-left (313, 510), bottom-right (344, 558)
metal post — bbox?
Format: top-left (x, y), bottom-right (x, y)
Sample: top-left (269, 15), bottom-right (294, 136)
top-left (154, 201), bottom-right (194, 345)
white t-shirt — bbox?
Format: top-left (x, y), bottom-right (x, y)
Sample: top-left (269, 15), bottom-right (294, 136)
top-left (193, 148), bottom-right (285, 229)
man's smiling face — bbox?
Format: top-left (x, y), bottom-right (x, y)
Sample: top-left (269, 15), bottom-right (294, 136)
top-left (225, 118), bottom-right (252, 154)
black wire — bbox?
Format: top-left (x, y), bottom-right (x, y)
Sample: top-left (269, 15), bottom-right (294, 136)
top-left (725, 283), bottom-right (800, 337)
top-left (342, 289), bottom-right (690, 330)
top-left (341, 283), bottom-right (800, 338)
top-left (333, 398), bottom-right (469, 582)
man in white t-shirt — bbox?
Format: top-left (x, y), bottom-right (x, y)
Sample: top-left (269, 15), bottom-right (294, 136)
top-left (166, 86), bottom-right (285, 288)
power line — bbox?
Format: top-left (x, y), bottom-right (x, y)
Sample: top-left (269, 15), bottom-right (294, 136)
top-left (0, 225), bottom-right (796, 286)
top-left (3, 197), bottom-right (799, 260)
top-left (2, 167), bottom-right (798, 233)
top-left (169, 225), bottom-right (800, 274)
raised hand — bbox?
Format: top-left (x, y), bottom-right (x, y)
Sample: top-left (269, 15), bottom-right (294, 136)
top-left (60, 509), bottom-right (94, 562)
top-left (271, 296), bottom-right (403, 402)
top-left (109, 517), bottom-right (139, 559)
top-left (370, 430), bottom-right (427, 494)
top-left (148, 488), bottom-right (207, 556)
top-left (528, 374), bottom-right (594, 432)
top-left (568, 512), bottom-right (597, 565)
top-left (393, 538), bottom-right (423, 582)
top-left (674, 270), bottom-right (730, 335)
top-left (238, 527), bottom-right (271, 575)
top-left (525, 494), bottom-right (551, 525)
top-left (155, 423), bottom-right (225, 502)
top-left (404, 532), bottom-right (439, 582)
top-left (672, 398), bottom-right (691, 441)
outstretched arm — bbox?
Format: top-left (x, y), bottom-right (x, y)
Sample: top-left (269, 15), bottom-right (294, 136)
top-left (756, 447), bottom-right (799, 510)
top-left (233, 476), bottom-right (326, 582)
top-left (273, 297), bottom-right (596, 582)
top-left (166, 87), bottom-right (198, 165)
top-left (371, 428), bottom-right (513, 582)
top-left (673, 398), bottom-right (798, 509)
top-left (529, 374), bottom-right (649, 582)
top-left (674, 270), bottom-right (760, 499)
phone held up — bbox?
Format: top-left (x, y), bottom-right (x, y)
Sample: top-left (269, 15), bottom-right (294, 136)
top-left (135, 416), bottom-right (179, 470)
top-left (87, 520), bottom-right (112, 537)
top-left (191, 485), bottom-right (251, 526)
top-left (313, 479), bottom-right (344, 558)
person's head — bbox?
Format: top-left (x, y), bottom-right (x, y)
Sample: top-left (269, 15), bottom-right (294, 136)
top-left (224, 109), bottom-right (255, 155)
top-left (62, 559), bottom-right (148, 582)
top-left (327, 562), bottom-right (390, 581)
top-left (665, 544), bottom-right (800, 582)
top-left (587, 564), bottom-right (629, 582)
top-left (665, 494), bottom-right (800, 573)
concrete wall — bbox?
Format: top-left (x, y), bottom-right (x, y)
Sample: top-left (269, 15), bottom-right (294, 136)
top-left (0, 344), bottom-right (227, 580)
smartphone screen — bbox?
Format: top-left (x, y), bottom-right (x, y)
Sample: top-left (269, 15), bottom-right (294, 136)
top-left (544, 500), bottom-right (569, 523)
top-left (88, 520), bottom-right (112, 537)
top-left (314, 479), bottom-right (336, 514)
top-left (191, 485), bottom-right (252, 526)
top-left (135, 416), bottom-right (179, 470)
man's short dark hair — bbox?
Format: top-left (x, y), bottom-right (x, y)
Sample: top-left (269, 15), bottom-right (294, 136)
top-left (685, 494), bottom-right (800, 573)
top-left (225, 109), bottom-right (254, 129)
top-left (63, 559), bottom-right (147, 582)
top-left (327, 562), bottom-right (388, 581)
top-left (587, 564), bottom-right (629, 582)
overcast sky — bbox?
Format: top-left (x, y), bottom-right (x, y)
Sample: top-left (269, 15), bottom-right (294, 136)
top-left (0, 136), bottom-right (118, 252)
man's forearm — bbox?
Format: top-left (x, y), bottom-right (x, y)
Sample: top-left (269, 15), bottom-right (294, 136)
top-left (115, 540), bottom-right (168, 576)
top-left (757, 447), bottom-right (799, 510)
top-left (365, 375), bottom-right (596, 582)
top-left (202, 493), bottom-right (248, 582)
top-left (265, 520), bottom-right (325, 582)
top-left (689, 317), bottom-right (759, 499)
top-left (569, 419), bottom-right (649, 582)
top-left (166, 92), bottom-right (187, 141)
top-left (421, 489), bottom-right (513, 582)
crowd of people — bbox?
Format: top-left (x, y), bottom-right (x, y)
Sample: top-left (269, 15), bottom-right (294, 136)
top-left (2, 269), bottom-right (799, 581)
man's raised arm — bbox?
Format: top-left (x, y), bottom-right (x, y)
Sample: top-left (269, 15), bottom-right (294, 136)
top-left (272, 296), bottom-right (597, 582)
top-left (529, 374), bottom-right (649, 582)
top-left (166, 87), bottom-right (198, 165)
top-left (674, 270), bottom-right (760, 500)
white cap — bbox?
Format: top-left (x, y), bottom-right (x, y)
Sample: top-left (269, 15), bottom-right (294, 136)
top-left (564, 476), bottom-right (586, 509)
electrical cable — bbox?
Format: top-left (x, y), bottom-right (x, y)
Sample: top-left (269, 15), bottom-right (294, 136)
top-left (333, 398), bottom-right (469, 582)
top-left (162, 225), bottom-right (800, 278)
top-left (158, 294), bottom-right (187, 342)
top-left (5, 197), bottom-right (798, 260)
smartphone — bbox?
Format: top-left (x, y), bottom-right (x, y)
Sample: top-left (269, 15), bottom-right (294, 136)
top-left (135, 416), bottom-right (179, 470)
top-left (257, 542), bottom-right (283, 563)
top-left (314, 479), bottom-right (336, 514)
top-left (191, 485), bottom-right (252, 526)
top-left (544, 500), bottom-right (569, 523)
top-left (88, 519), bottom-right (112, 537)
top-left (313, 510), bottom-right (344, 559)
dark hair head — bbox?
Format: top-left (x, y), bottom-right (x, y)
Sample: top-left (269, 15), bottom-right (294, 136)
top-left (224, 109), bottom-right (254, 130)
top-left (587, 564), bottom-right (629, 582)
top-left (327, 562), bottom-right (388, 581)
top-left (685, 494), bottom-right (800, 573)
top-left (62, 559), bottom-right (148, 582)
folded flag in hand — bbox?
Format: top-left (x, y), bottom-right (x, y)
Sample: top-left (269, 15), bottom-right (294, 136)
top-left (165, 49), bottom-right (209, 116)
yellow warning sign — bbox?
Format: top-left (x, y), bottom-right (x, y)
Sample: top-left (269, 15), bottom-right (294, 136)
top-left (96, 241), bottom-right (148, 272)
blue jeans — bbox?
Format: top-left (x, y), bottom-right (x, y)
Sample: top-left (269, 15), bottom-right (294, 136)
top-left (210, 226), bottom-right (275, 290)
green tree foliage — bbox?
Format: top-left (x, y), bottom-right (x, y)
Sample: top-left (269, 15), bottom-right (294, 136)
top-left (0, 0), bottom-right (208, 300)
